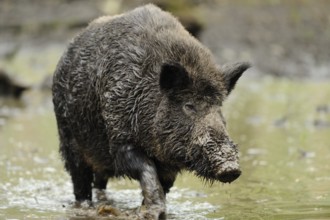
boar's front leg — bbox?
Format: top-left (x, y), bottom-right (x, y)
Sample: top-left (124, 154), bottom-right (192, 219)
top-left (115, 145), bottom-right (166, 219)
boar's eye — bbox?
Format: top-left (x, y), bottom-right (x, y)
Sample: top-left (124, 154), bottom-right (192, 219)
top-left (183, 102), bottom-right (197, 115)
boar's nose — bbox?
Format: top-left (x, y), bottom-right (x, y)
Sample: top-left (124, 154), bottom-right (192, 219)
top-left (218, 169), bottom-right (241, 183)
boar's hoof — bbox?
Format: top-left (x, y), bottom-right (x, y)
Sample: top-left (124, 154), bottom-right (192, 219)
top-left (218, 169), bottom-right (241, 183)
top-left (139, 205), bottom-right (166, 220)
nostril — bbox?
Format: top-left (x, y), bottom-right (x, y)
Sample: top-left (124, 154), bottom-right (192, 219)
top-left (218, 170), bottom-right (241, 183)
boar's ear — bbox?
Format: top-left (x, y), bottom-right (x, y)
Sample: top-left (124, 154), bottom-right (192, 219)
top-left (222, 62), bottom-right (250, 95)
top-left (159, 62), bottom-right (190, 93)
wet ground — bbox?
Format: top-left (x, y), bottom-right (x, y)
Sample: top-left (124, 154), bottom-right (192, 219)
top-left (1, 0), bottom-right (330, 219)
top-left (1, 77), bottom-right (330, 219)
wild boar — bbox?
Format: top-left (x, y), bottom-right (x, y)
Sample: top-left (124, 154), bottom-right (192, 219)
top-left (52, 4), bottom-right (249, 219)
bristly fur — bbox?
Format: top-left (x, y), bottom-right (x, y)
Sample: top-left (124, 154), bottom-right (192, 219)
top-left (52, 4), bottom-right (248, 218)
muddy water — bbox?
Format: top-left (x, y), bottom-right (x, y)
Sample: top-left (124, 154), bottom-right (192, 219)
top-left (1, 78), bottom-right (330, 220)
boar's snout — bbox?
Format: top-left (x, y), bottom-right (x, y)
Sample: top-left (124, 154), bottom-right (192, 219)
top-left (214, 140), bottom-right (241, 183)
top-left (191, 116), bottom-right (242, 183)
top-left (217, 169), bottom-right (241, 183)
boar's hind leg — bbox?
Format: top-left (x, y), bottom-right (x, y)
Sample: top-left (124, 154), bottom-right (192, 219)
top-left (59, 130), bottom-right (93, 202)
top-left (94, 172), bottom-right (108, 190)
top-left (115, 145), bottom-right (166, 217)
top-left (93, 172), bottom-right (109, 201)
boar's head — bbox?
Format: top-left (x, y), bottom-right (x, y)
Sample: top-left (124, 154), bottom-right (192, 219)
top-left (154, 61), bottom-right (250, 183)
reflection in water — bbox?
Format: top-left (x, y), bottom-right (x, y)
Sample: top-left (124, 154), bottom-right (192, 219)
top-left (0, 78), bottom-right (330, 219)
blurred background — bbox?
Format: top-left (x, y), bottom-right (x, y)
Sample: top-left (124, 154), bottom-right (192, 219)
top-left (1, 0), bottom-right (330, 219)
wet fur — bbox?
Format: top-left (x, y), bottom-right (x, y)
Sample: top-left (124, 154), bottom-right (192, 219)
top-left (52, 4), bottom-right (249, 218)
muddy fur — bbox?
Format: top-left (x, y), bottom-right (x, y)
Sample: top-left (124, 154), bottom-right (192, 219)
top-left (52, 4), bottom-right (249, 219)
